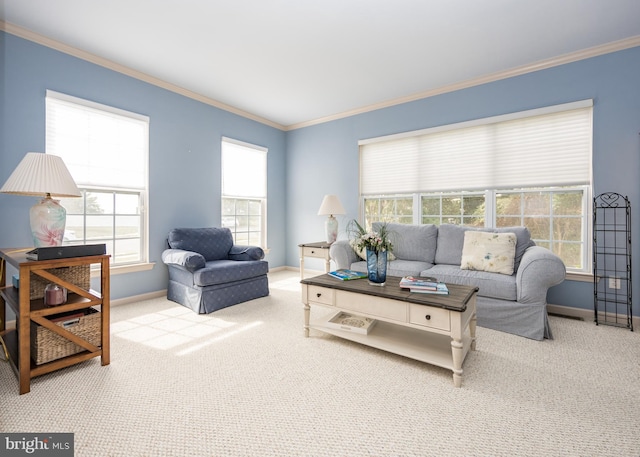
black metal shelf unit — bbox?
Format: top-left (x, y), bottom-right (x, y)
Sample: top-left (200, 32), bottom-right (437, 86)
top-left (593, 192), bottom-right (632, 330)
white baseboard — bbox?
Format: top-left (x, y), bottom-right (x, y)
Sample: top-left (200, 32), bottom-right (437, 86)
top-left (111, 289), bottom-right (166, 307)
top-left (547, 303), bottom-right (638, 329)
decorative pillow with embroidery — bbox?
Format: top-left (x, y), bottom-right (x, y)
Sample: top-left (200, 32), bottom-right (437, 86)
top-left (460, 231), bottom-right (517, 275)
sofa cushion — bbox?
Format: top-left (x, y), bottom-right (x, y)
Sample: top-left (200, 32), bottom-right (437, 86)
top-left (425, 264), bottom-right (517, 301)
top-left (193, 260), bottom-right (269, 287)
top-left (435, 224), bottom-right (535, 271)
top-left (460, 231), bottom-right (516, 275)
top-left (168, 227), bottom-right (233, 261)
top-left (350, 259), bottom-right (434, 279)
top-left (373, 222), bottom-right (438, 263)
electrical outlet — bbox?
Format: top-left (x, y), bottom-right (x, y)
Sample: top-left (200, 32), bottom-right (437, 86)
top-left (609, 277), bottom-right (621, 289)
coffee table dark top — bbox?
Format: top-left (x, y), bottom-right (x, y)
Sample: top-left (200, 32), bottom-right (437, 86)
top-left (301, 274), bottom-right (478, 312)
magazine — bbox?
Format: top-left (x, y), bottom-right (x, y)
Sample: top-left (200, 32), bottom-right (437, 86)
top-left (399, 276), bottom-right (439, 290)
top-left (409, 282), bottom-right (449, 295)
top-left (328, 269), bottom-right (368, 281)
top-left (399, 276), bottom-right (449, 294)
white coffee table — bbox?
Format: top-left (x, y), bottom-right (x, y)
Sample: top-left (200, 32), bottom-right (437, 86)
top-left (301, 274), bottom-right (477, 387)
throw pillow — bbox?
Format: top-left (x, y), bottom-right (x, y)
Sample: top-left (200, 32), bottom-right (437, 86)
top-left (460, 231), bottom-right (517, 275)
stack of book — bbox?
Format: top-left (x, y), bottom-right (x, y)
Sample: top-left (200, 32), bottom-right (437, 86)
top-left (399, 276), bottom-right (449, 295)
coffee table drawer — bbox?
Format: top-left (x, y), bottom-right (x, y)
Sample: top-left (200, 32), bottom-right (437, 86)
top-left (336, 291), bottom-right (407, 321)
top-left (409, 304), bottom-right (450, 331)
top-left (306, 285), bottom-right (334, 306)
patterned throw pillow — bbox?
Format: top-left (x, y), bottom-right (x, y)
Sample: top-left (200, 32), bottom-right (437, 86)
top-left (460, 231), bottom-right (517, 275)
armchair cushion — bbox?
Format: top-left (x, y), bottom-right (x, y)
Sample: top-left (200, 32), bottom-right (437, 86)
top-left (168, 227), bottom-right (233, 260)
top-left (193, 259), bottom-right (269, 287)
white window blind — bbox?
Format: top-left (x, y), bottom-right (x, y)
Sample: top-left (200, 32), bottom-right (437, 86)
top-left (359, 100), bottom-right (593, 195)
top-left (222, 138), bottom-right (267, 198)
top-left (46, 90), bottom-right (148, 189)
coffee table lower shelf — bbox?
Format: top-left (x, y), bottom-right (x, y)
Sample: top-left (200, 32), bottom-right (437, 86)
top-left (310, 317), bottom-right (474, 378)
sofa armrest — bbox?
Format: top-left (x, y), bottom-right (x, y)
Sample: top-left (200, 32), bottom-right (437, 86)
top-left (162, 249), bottom-right (206, 272)
top-left (516, 246), bottom-right (566, 305)
top-left (228, 245), bottom-right (265, 261)
top-left (329, 240), bottom-right (359, 270)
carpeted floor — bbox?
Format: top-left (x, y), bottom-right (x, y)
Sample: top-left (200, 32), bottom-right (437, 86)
top-left (1, 270), bottom-right (639, 456)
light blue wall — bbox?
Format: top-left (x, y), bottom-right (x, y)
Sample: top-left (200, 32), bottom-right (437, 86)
top-left (4, 29), bottom-right (640, 316)
top-left (0, 32), bottom-right (287, 300)
top-left (286, 46), bottom-right (640, 315)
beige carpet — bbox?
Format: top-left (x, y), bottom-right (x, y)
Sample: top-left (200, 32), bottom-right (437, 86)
top-left (1, 270), bottom-right (639, 457)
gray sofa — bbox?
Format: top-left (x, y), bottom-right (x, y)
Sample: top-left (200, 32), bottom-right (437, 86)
top-left (161, 227), bottom-right (269, 314)
top-left (330, 223), bottom-right (566, 340)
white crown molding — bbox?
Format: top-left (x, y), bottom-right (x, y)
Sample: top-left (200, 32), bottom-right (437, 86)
top-left (286, 35), bottom-right (640, 131)
top-left (0, 21), bottom-right (286, 131)
top-left (3, 20), bottom-right (639, 132)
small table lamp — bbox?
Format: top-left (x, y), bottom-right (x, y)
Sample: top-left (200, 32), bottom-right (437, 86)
top-left (1, 152), bottom-right (81, 247)
top-left (317, 195), bottom-right (346, 244)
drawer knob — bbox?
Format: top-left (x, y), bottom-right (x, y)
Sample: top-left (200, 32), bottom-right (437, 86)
top-left (311, 250), bottom-right (316, 254)
top-left (425, 314), bottom-right (431, 320)
top-left (316, 293), bottom-right (322, 298)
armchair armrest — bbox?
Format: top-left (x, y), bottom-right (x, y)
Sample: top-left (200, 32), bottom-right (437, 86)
top-left (162, 249), bottom-right (206, 272)
top-left (516, 246), bottom-right (566, 305)
top-left (228, 245), bottom-right (265, 261)
top-left (329, 240), bottom-right (359, 270)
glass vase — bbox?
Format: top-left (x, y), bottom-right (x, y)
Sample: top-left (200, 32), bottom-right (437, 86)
top-left (366, 248), bottom-right (387, 286)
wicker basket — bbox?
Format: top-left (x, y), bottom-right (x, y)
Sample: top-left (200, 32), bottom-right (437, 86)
top-left (31, 308), bottom-right (101, 365)
top-left (29, 265), bottom-right (90, 300)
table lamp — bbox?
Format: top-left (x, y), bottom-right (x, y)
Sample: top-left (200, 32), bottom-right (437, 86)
top-left (317, 194), bottom-right (346, 244)
top-left (0, 152), bottom-right (81, 247)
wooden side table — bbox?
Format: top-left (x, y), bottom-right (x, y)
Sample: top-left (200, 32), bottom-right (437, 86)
top-left (0, 248), bottom-right (110, 394)
top-left (298, 242), bottom-right (332, 279)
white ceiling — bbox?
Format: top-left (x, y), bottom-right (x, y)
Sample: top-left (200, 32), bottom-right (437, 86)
top-left (3, 0), bottom-right (640, 129)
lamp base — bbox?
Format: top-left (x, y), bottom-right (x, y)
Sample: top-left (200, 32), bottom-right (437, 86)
top-left (30, 196), bottom-right (66, 247)
top-left (325, 215), bottom-right (338, 244)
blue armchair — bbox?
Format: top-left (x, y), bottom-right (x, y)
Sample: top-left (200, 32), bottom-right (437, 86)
top-left (161, 227), bottom-right (269, 313)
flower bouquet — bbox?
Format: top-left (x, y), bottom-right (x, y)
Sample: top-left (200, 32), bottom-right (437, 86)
top-left (348, 220), bottom-right (394, 285)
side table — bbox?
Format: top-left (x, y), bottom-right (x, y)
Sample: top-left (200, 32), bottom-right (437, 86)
top-left (0, 247), bottom-right (110, 394)
top-left (298, 242), bottom-right (332, 279)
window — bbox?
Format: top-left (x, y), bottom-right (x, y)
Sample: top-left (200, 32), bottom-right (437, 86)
top-left (359, 101), bottom-right (593, 273)
top-left (46, 90), bottom-right (149, 266)
top-left (221, 138), bottom-right (267, 247)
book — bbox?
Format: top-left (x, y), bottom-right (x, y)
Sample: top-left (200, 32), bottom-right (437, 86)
top-left (409, 282), bottom-right (449, 295)
top-left (399, 276), bottom-right (439, 290)
top-left (26, 244), bottom-right (106, 261)
top-left (328, 269), bottom-right (368, 281)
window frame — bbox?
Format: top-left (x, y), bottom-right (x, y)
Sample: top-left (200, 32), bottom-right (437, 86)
top-left (362, 186), bottom-right (591, 273)
top-left (221, 137), bottom-right (268, 249)
top-left (45, 90), bottom-right (150, 271)
top-left (358, 101), bottom-right (594, 274)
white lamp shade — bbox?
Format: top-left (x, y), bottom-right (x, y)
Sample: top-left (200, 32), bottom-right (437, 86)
top-left (317, 195), bottom-right (346, 216)
top-left (0, 152), bottom-right (81, 198)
